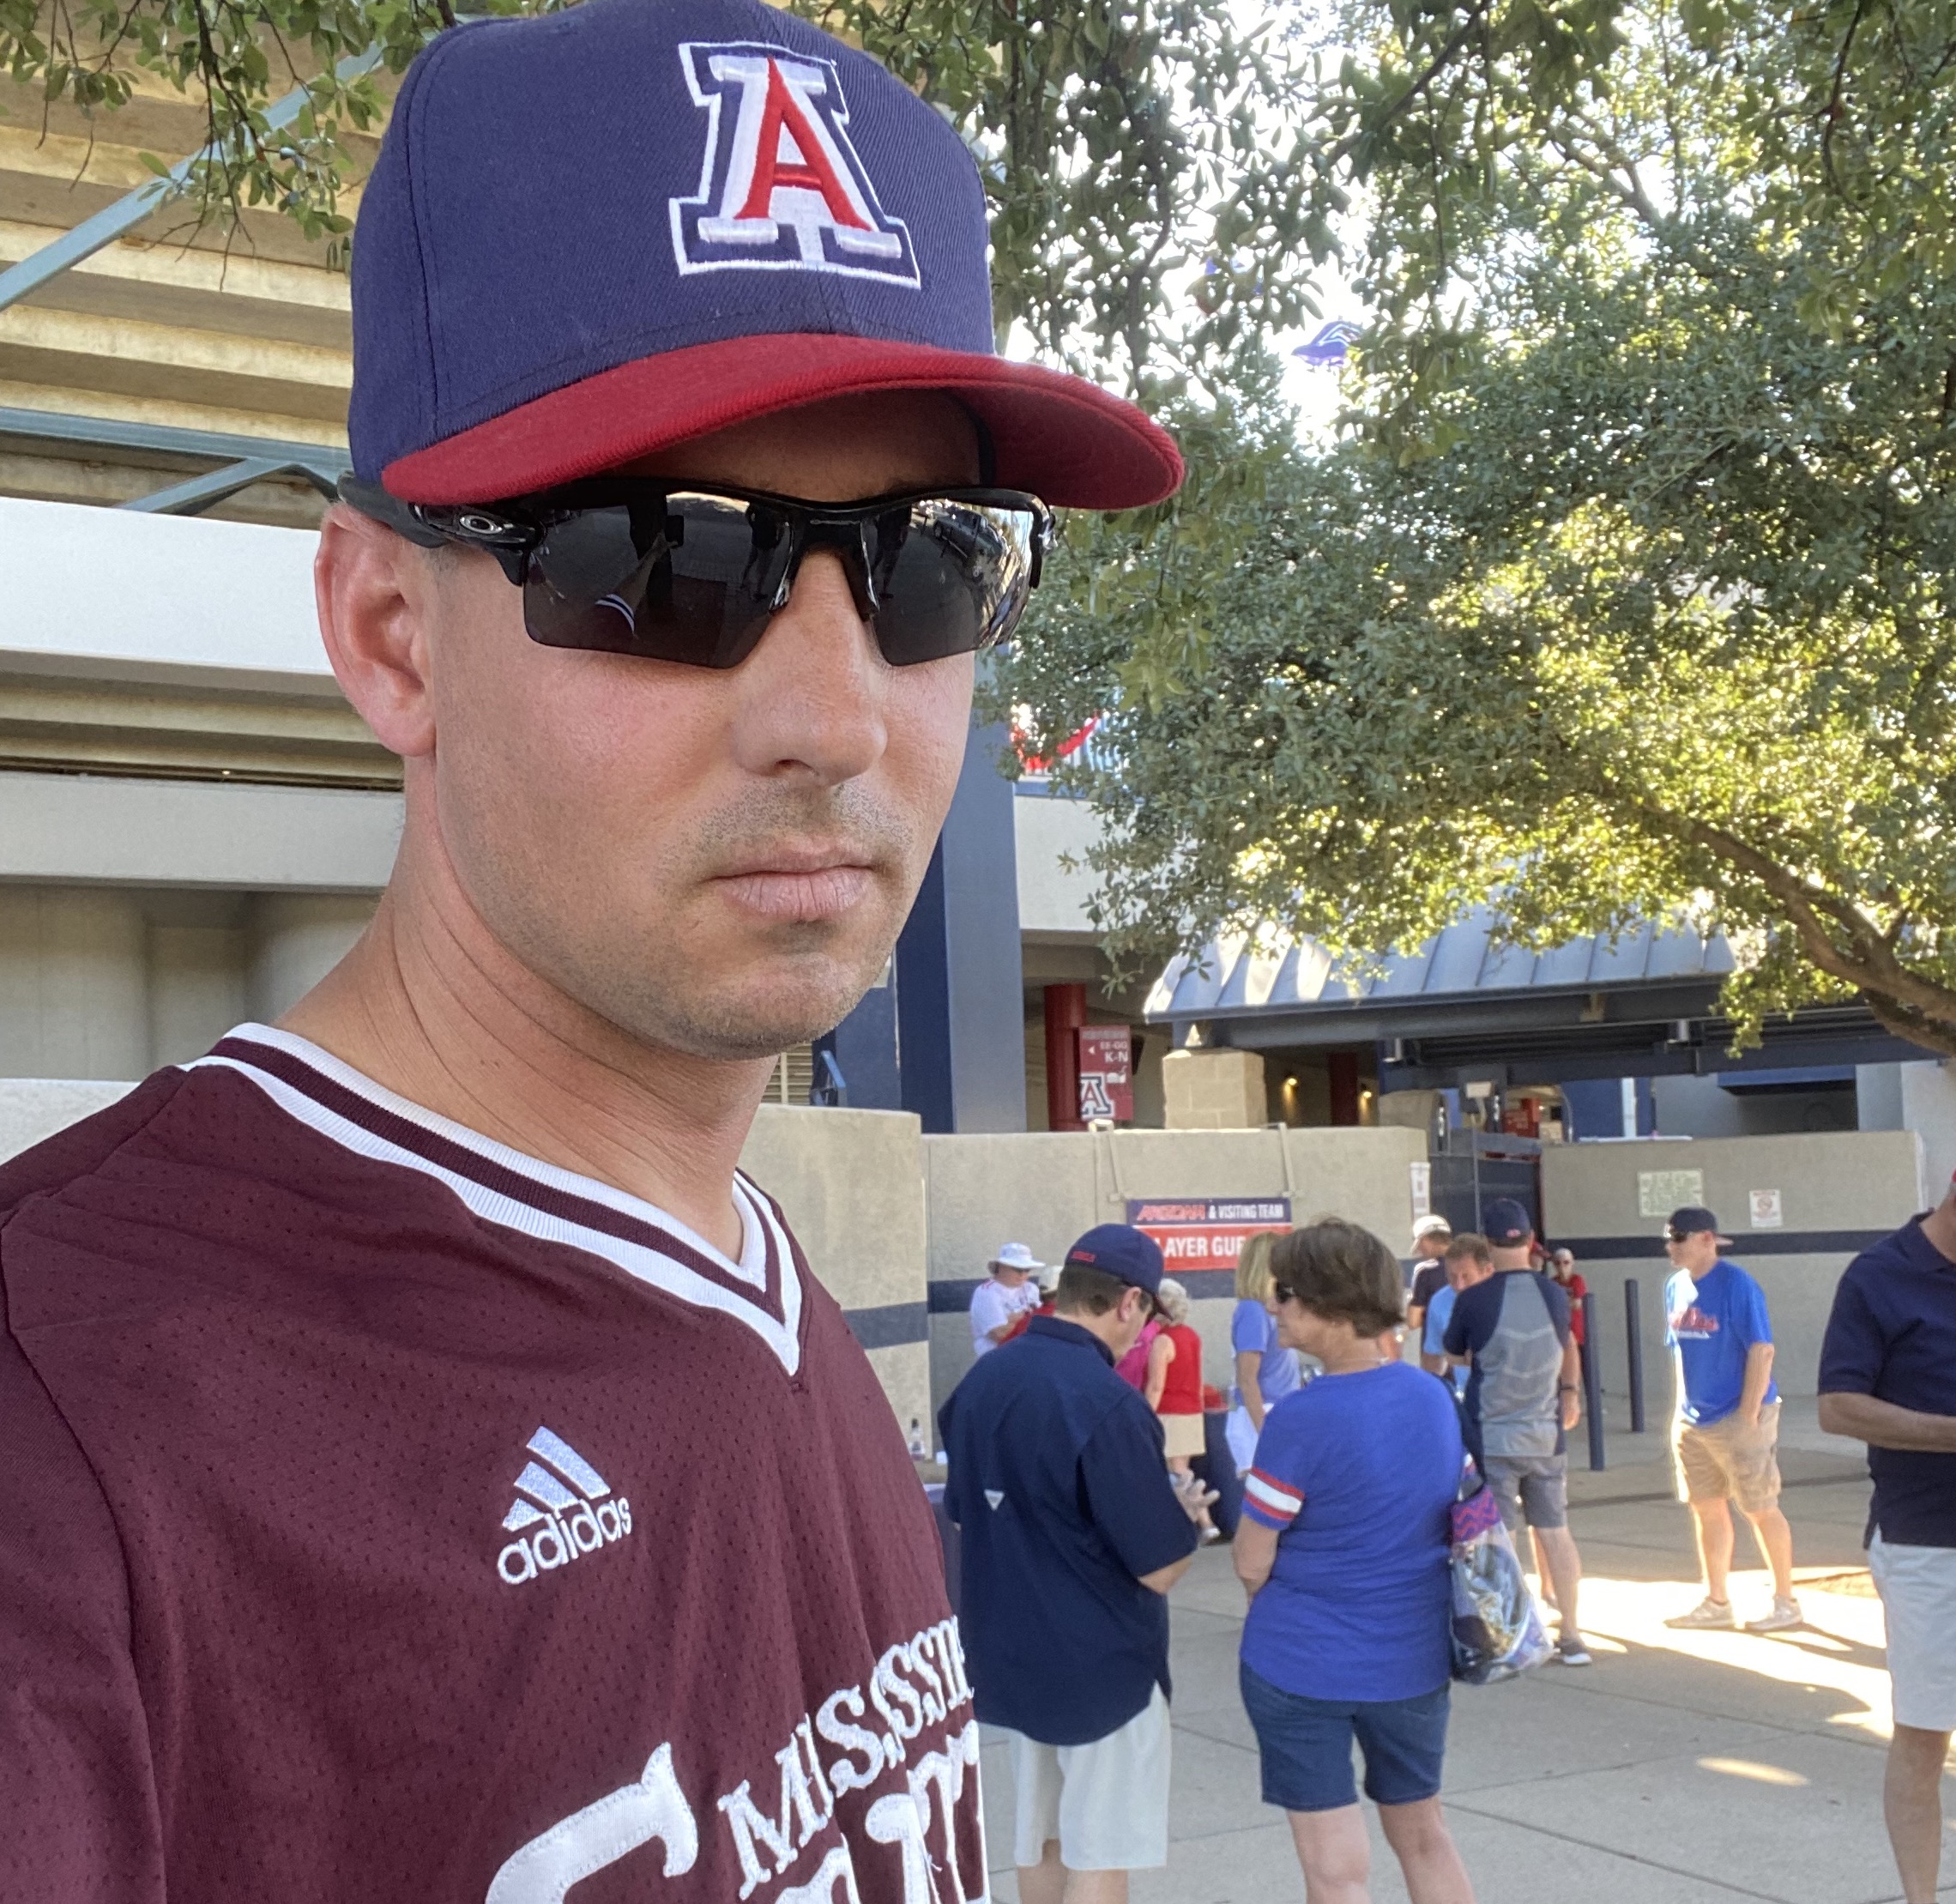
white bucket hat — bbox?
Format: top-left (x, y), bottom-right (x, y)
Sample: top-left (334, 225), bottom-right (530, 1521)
top-left (993, 1242), bottom-right (1045, 1272)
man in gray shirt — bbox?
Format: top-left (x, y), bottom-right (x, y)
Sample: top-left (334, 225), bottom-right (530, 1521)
top-left (1445, 1197), bottom-right (1590, 1665)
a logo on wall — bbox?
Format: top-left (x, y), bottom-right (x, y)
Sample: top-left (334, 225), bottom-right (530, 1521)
top-left (1126, 1198), bottom-right (1291, 1276)
top-left (1078, 1025), bottom-right (1134, 1123)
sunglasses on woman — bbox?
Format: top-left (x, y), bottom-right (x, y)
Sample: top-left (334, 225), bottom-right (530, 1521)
top-left (341, 475), bottom-right (1053, 670)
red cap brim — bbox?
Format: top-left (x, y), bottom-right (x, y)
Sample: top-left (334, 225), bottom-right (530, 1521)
top-left (381, 332), bottom-right (1183, 511)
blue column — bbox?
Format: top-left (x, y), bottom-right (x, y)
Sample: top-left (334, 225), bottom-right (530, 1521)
top-left (892, 708), bottom-right (1028, 1133)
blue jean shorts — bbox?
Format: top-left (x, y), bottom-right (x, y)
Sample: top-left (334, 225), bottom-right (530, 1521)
top-left (1239, 1660), bottom-right (1451, 1812)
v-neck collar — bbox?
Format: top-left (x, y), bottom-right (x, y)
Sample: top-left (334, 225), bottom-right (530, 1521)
top-left (189, 1024), bottom-right (805, 1375)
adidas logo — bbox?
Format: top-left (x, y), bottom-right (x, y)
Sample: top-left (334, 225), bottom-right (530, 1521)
top-left (496, 1425), bottom-right (633, 1587)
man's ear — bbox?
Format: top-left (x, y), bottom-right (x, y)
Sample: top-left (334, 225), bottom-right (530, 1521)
top-left (314, 502), bottom-right (440, 760)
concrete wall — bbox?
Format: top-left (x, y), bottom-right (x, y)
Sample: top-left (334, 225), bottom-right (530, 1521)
top-left (1013, 793), bottom-right (1102, 936)
top-left (924, 1125), bottom-right (1430, 1418)
top-left (738, 1103), bottom-right (930, 1454)
top-left (1542, 1130), bottom-right (1923, 1403)
top-left (0, 884), bottom-right (375, 1077)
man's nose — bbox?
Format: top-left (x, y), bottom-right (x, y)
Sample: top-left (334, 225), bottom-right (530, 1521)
top-left (729, 548), bottom-right (888, 785)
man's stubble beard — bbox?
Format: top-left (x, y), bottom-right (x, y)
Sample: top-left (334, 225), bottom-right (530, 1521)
top-left (458, 778), bottom-right (931, 1064)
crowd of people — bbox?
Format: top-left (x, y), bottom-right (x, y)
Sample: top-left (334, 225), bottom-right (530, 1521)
top-left (950, 1187), bottom-right (1956, 1904)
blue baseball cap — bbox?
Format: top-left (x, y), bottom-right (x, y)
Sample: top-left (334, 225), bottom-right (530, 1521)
top-left (1063, 1224), bottom-right (1165, 1301)
top-left (1481, 1199), bottom-right (1534, 1247)
top-left (349, 0), bottom-right (1182, 510)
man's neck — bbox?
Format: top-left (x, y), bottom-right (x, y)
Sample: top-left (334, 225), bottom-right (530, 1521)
top-left (1054, 1308), bottom-right (1127, 1357)
top-left (280, 825), bottom-right (772, 1259)
top-left (1490, 1250), bottom-right (1532, 1272)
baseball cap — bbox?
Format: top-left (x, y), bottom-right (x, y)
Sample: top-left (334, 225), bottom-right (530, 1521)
top-left (1063, 1224), bottom-right (1165, 1302)
top-left (1666, 1206), bottom-right (1732, 1244)
top-left (992, 1242), bottom-right (1044, 1272)
top-left (1411, 1214), bottom-right (1452, 1246)
top-left (349, 0), bottom-right (1183, 511)
top-left (1481, 1199), bottom-right (1534, 1247)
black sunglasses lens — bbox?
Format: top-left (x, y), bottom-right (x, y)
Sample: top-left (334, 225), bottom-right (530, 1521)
top-left (522, 495), bottom-right (789, 668)
top-left (1272, 1282), bottom-right (1294, 1304)
top-left (868, 499), bottom-right (1038, 664)
top-left (519, 491), bottom-right (1039, 668)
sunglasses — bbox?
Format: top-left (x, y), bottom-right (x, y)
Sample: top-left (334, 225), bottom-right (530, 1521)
top-left (341, 475), bottom-right (1052, 670)
top-left (1271, 1281), bottom-right (1299, 1305)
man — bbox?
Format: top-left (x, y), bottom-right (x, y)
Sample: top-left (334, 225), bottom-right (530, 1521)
top-left (1660, 1206), bottom-right (1802, 1633)
top-left (1819, 1176), bottom-right (1956, 1904)
top-left (0, 4), bottom-right (1180, 1899)
top-left (972, 1241), bottom-right (1045, 1356)
top-left (1444, 1197), bottom-right (1591, 1665)
top-left (1421, 1230), bottom-right (1491, 1398)
top-left (939, 1225), bottom-right (1200, 1904)
top-left (1404, 1212), bottom-right (1454, 1359)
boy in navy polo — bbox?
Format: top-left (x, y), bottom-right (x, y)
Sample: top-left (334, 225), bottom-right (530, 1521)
top-left (939, 1225), bottom-right (1200, 1904)
top-left (1820, 1177), bottom-right (1956, 1904)
top-left (1662, 1206), bottom-right (1802, 1633)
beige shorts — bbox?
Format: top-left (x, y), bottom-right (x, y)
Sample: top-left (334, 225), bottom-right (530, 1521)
top-left (1675, 1401), bottom-right (1782, 1513)
top-left (997, 1685), bottom-right (1171, 1871)
top-left (1161, 1411), bottom-right (1205, 1461)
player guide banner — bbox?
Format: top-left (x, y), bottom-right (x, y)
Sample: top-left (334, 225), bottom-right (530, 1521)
top-left (1126, 1198), bottom-right (1293, 1276)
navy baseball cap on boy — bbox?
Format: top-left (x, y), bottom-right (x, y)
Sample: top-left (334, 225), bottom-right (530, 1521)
top-left (1481, 1199), bottom-right (1534, 1247)
top-left (1063, 1224), bottom-right (1166, 1302)
top-left (348, 0), bottom-right (1182, 510)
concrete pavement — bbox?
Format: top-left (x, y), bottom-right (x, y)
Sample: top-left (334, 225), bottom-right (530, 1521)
top-left (977, 1401), bottom-right (1950, 1903)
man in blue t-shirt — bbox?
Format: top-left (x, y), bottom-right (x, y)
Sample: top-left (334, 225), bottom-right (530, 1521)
top-left (1661, 1206), bottom-right (1801, 1634)
top-left (1819, 1177), bottom-right (1956, 1904)
top-left (939, 1224), bottom-right (1200, 1902)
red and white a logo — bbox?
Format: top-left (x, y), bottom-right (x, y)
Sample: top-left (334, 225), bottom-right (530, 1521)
top-left (671, 42), bottom-right (921, 285)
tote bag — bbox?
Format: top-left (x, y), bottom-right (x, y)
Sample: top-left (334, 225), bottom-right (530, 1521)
top-left (1448, 1461), bottom-right (1552, 1684)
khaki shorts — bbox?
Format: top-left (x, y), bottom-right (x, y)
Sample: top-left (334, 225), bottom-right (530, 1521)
top-left (1161, 1411), bottom-right (1206, 1461)
top-left (1675, 1401), bottom-right (1782, 1513)
top-left (997, 1685), bottom-right (1171, 1871)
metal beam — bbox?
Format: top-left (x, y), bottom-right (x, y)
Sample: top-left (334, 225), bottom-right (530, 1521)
top-left (0, 48), bottom-right (383, 317)
top-left (0, 406), bottom-right (347, 511)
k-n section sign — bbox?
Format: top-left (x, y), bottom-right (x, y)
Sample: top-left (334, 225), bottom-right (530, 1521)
top-left (1126, 1198), bottom-right (1292, 1275)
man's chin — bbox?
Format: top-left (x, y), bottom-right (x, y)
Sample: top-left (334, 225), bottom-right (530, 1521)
top-left (594, 952), bottom-right (890, 1066)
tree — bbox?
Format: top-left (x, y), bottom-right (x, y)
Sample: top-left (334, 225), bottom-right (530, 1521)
top-left (0, 0), bottom-right (1327, 384)
top-left (1002, 0), bottom-right (1956, 1055)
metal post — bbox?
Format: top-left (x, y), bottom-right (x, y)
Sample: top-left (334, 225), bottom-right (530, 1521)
top-left (1624, 1278), bottom-right (1646, 1434)
top-left (1580, 1290), bottom-right (1605, 1471)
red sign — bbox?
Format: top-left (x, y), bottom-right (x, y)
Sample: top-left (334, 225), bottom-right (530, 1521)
top-left (1126, 1198), bottom-right (1292, 1274)
top-left (1077, 1025), bottom-right (1134, 1122)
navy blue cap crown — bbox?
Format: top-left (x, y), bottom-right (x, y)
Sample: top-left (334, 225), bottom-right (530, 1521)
top-left (1481, 1198), bottom-right (1534, 1246)
top-left (1063, 1224), bottom-right (1165, 1298)
top-left (351, 0), bottom-right (987, 491)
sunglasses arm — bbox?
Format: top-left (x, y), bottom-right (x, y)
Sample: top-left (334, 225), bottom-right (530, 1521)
top-left (339, 476), bottom-right (534, 588)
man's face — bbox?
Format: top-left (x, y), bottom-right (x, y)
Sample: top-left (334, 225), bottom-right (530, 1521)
top-left (395, 391), bottom-right (981, 1061)
top-left (994, 1265), bottom-right (1029, 1288)
top-left (1447, 1252), bottom-right (1492, 1290)
top-left (1416, 1233), bottom-right (1448, 1261)
top-left (1666, 1230), bottom-right (1720, 1276)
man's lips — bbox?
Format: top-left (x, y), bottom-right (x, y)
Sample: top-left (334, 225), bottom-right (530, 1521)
top-left (710, 861), bottom-right (878, 922)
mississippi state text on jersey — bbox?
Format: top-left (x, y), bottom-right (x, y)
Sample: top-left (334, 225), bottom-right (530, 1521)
top-left (0, 1025), bottom-right (982, 1904)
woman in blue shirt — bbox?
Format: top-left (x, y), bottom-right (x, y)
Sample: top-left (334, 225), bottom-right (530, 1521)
top-left (1227, 1229), bottom-right (1301, 1472)
top-left (1235, 1218), bottom-right (1476, 1904)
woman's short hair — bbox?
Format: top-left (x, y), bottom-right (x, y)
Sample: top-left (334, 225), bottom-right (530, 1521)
top-left (1235, 1230), bottom-right (1282, 1303)
top-left (1156, 1277), bottom-right (1191, 1326)
top-left (1269, 1220), bottom-right (1405, 1336)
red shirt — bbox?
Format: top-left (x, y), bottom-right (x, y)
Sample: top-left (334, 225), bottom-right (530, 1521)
top-left (1156, 1323), bottom-right (1205, 1415)
top-left (0, 1025), bottom-right (980, 1904)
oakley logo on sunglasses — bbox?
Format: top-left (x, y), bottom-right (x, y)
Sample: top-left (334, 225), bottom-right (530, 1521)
top-left (672, 43), bottom-right (921, 285)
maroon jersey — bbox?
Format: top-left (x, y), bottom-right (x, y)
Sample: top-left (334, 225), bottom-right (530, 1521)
top-left (0, 1025), bottom-right (981, 1904)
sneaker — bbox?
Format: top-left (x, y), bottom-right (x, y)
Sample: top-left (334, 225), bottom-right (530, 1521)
top-left (1744, 1597), bottom-right (1802, 1634)
top-left (1664, 1597), bottom-right (1736, 1629)
top-left (1554, 1639), bottom-right (1593, 1667)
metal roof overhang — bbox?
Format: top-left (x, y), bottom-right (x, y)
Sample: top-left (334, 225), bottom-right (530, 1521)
top-left (1145, 916), bottom-right (1940, 1085)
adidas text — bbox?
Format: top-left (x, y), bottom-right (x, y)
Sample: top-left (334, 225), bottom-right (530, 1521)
top-left (498, 1496), bottom-right (633, 1586)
